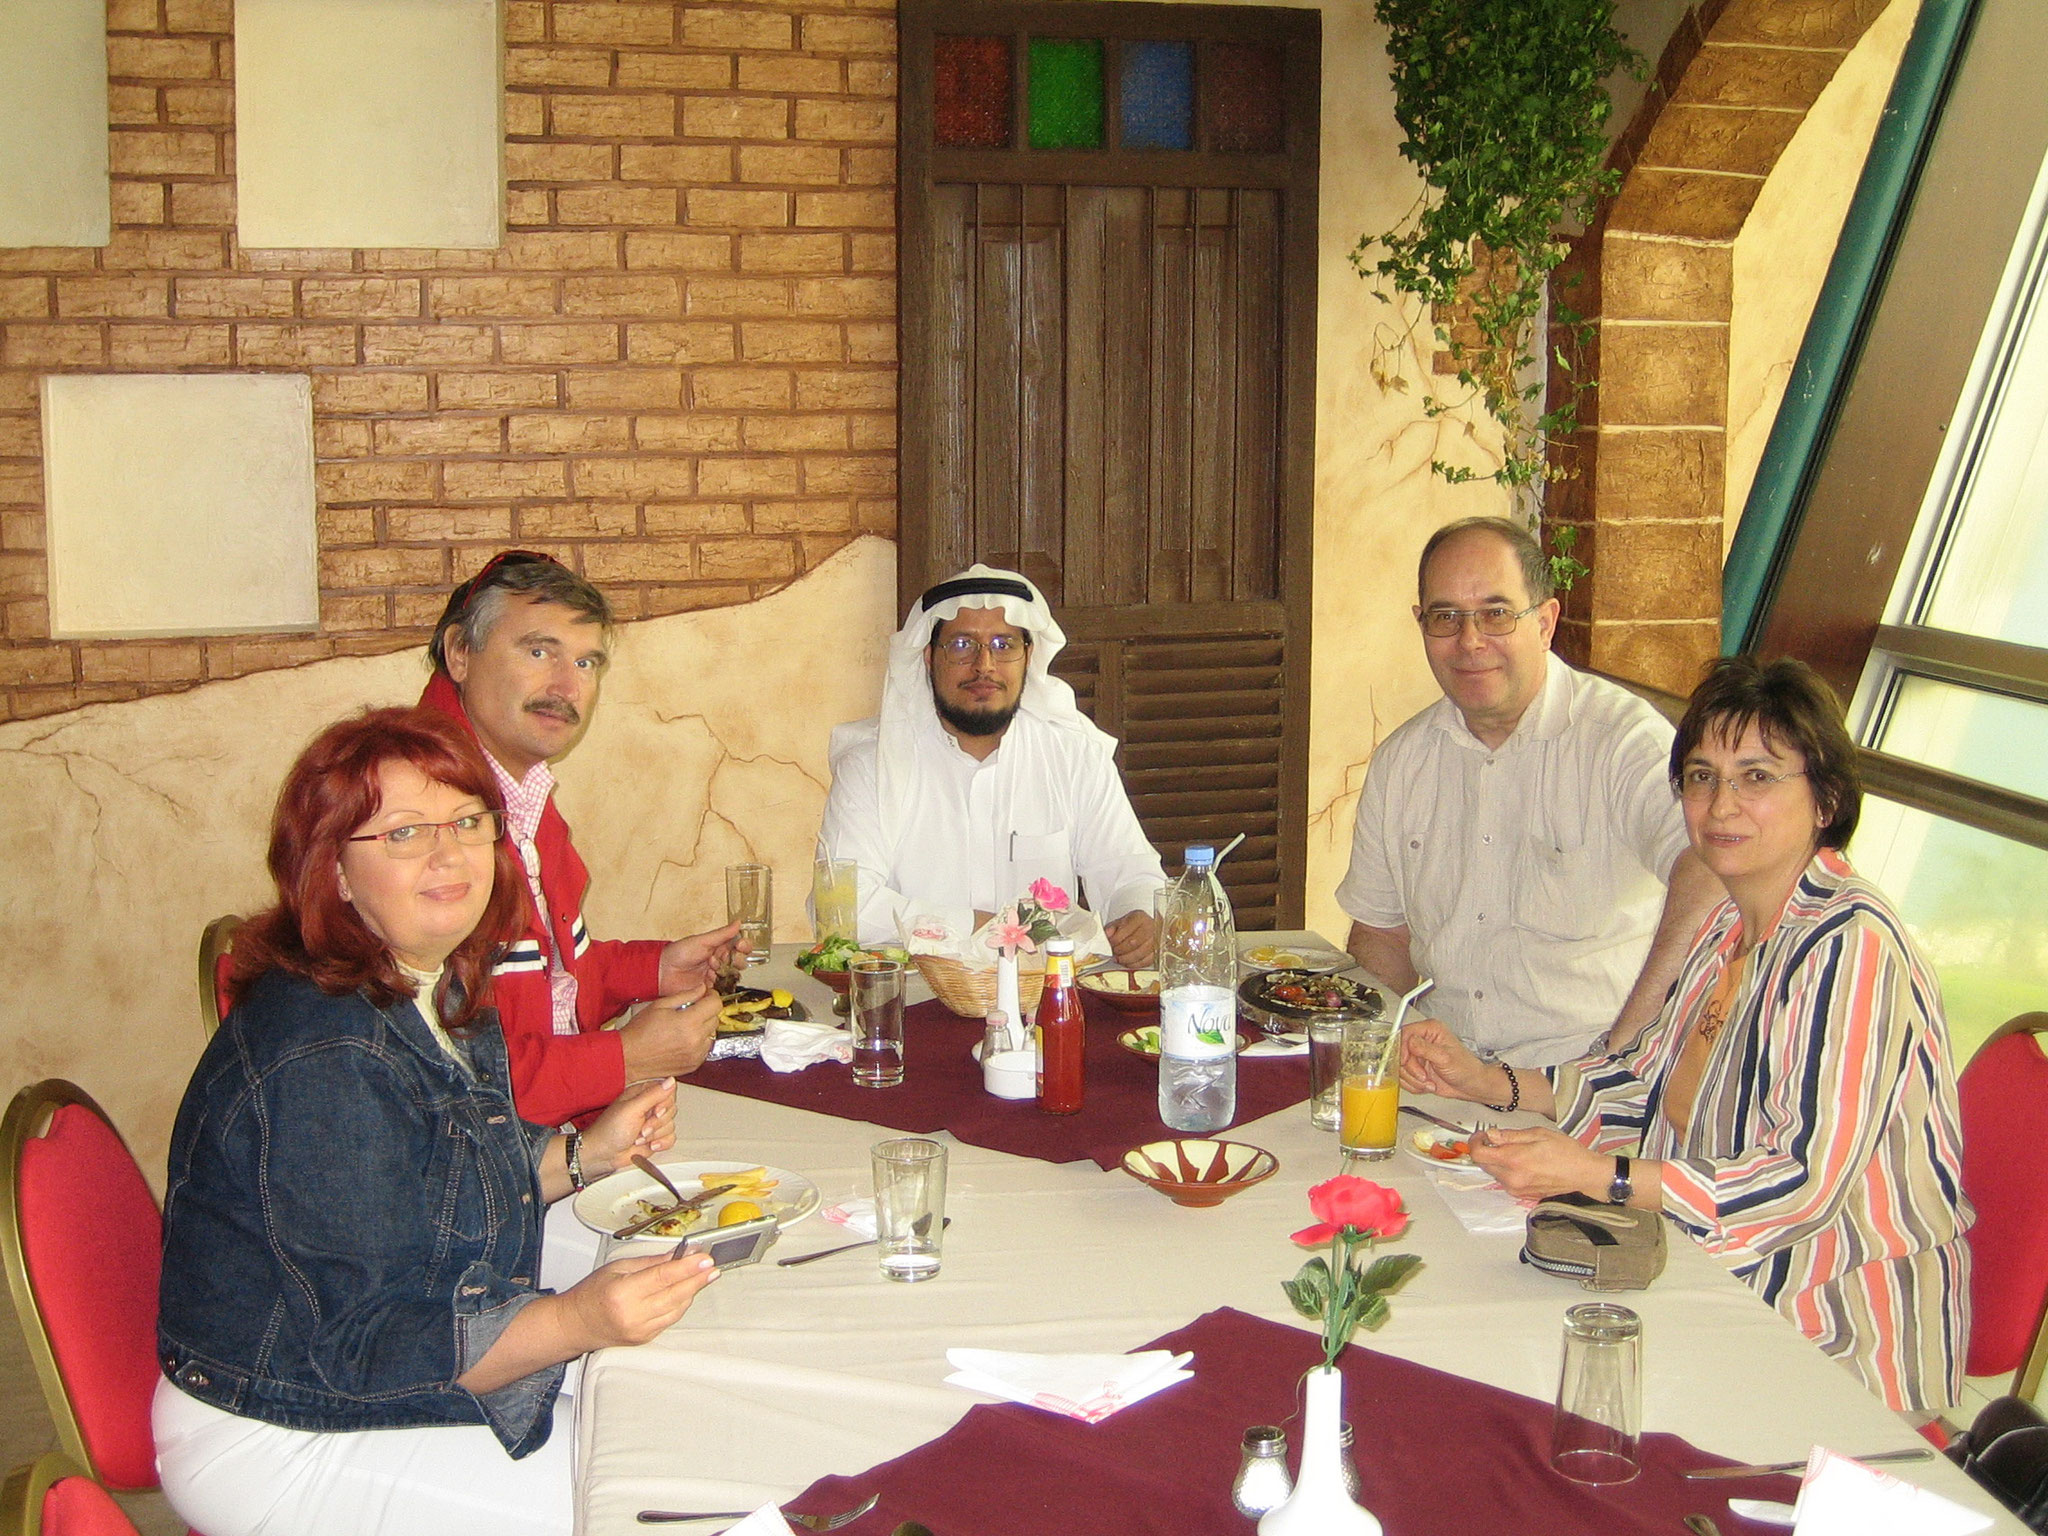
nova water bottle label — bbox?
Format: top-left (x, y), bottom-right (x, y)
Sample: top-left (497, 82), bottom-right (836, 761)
top-left (1161, 985), bottom-right (1235, 1059)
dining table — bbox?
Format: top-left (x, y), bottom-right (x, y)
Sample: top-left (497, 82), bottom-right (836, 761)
top-left (555, 936), bottom-right (2020, 1536)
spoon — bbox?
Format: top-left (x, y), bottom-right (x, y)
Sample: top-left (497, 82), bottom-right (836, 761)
top-left (1683, 1517), bottom-right (1723, 1536)
top-left (633, 1155), bottom-right (687, 1206)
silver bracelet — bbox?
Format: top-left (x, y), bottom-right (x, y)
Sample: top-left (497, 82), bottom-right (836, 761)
top-left (566, 1129), bottom-right (587, 1192)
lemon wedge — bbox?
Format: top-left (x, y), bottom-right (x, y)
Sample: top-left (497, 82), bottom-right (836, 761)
top-left (718, 1200), bottom-right (765, 1226)
top-left (770, 988), bottom-right (792, 1008)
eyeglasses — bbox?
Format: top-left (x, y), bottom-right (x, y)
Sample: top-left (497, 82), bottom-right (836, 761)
top-left (1676, 767), bottom-right (1809, 802)
top-left (933, 633), bottom-right (1027, 664)
top-left (1417, 603), bottom-right (1543, 639)
top-left (346, 811), bottom-right (504, 859)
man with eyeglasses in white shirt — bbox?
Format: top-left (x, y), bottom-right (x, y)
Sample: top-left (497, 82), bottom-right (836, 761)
top-left (819, 564), bottom-right (1167, 968)
top-left (1336, 517), bottom-right (1722, 1073)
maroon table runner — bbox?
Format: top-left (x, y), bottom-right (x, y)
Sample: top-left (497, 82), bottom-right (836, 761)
top-left (688, 997), bottom-right (1310, 1170)
top-left (781, 1307), bottom-right (1791, 1536)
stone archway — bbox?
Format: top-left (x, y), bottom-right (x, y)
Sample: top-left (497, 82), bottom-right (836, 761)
top-left (1546, 0), bottom-right (1903, 694)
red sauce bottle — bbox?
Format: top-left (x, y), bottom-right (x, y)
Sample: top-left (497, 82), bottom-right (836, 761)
top-left (1035, 939), bottom-right (1085, 1115)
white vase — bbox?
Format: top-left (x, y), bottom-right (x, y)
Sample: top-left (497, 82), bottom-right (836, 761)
top-left (995, 948), bottom-right (1024, 1047)
top-left (1258, 1365), bottom-right (1381, 1536)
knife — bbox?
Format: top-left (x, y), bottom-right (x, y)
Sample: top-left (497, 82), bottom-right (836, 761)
top-left (1398, 1104), bottom-right (1478, 1138)
top-left (1681, 1447), bottom-right (1932, 1480)
top-left (611, 1181), bottom-right (740, 1240)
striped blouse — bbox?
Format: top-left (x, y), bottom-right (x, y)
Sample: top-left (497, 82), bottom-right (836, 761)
top-left (1550, 848), bottom-right (1973, 1413)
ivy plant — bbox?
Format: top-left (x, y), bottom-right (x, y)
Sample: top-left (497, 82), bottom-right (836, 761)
top-left (1356, 0), bottom-right (1642, 590)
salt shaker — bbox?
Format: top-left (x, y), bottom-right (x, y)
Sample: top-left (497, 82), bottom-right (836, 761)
top-left (1231, 1424), bottom-right (1292, 1517)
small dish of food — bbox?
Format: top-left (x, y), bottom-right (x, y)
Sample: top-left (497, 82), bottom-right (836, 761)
top-left (574, 1159), bottom-right (821, 1242)
top-left (1077, 967), bottom-right (1161, 1014)
top-left (1404, 1127), bottom-right (1478, 1168)
top-left (1117, 1024), bottom-right (1248, 1059)
top-left (1241, 943), bottom-right (1353, 974)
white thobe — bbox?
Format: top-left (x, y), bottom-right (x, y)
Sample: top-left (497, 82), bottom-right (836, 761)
top-left (821, 708), bottom-right (1168, 946)
top-left (1335, 658), bottom-right (1689, 1067)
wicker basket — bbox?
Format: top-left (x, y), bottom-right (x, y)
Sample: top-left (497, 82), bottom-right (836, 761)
top-left (912, 952), bottom-right (1110, 1018)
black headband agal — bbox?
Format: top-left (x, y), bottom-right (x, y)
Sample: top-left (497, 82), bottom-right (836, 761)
top-left (919, 575), bottom-right (1034, 612)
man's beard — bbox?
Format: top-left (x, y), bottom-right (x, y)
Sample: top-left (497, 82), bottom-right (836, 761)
top-left (932, 685), bottom-right (1021, 738)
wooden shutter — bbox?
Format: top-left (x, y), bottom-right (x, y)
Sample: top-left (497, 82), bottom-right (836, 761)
top-left (900, 2), bottom-right (1319, 925)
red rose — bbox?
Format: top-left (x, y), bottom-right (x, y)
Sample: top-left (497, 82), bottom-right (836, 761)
top-left (1291, 1175), bottom-right (1409, 1246)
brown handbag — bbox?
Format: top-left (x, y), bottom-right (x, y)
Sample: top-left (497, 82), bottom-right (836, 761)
top-left (1520, 1192), bottom-right (1667, 1291)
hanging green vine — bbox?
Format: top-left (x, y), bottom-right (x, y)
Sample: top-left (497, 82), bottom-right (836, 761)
top-left (1356, 0), bottom-right (1642, 589)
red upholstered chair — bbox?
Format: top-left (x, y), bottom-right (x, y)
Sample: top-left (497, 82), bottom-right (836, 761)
top-left (1959, 1013), bottom-right (2048, 1400)
top-left (194, 915), bottom-right (241, 1041)
top-left (0, 1453), bottom-right (142, 1536)
top-left (0, 1082), bottom-right (164, 1494)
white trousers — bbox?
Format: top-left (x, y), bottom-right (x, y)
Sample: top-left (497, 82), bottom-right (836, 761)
top-left (152, 1375), bottom-right (575, 1536)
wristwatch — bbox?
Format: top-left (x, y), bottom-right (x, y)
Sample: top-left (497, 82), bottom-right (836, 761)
top-left (1606, 1154), bottom-right (1633, 1206)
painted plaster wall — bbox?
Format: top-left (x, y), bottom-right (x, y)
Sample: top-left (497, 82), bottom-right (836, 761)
top-left (0, 536), bottom-right (892, 1181)
top-left (1724, 0), bottom-right (1921, 549)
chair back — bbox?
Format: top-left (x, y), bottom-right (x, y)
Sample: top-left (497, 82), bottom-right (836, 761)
top-left (1959, 1013), bottom-right (2048, 1398)
top-left (0, 1083), bottom-right (164, 1492)
top-left (0, 1453), bottom-right (141, 1536)
top-left (195, 915), bottom-right (241, 1040)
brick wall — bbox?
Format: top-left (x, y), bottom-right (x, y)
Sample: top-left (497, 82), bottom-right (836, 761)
top-left (0, 0), bottom-right (900, 722)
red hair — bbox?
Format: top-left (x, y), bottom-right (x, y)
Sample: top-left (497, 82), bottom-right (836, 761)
top-left (225, 707), bottom-right (523, 1032)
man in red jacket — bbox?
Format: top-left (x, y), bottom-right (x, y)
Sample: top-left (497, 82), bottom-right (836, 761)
top-left (419, 550), bottom-right (741, 1125)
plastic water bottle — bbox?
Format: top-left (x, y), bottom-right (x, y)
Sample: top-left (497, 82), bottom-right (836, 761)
top-left (1158, 845), bottom-right (1238, 1132)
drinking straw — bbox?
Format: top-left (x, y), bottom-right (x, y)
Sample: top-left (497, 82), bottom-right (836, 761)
top-left (1374, 977), bottom-right (1435, 1080)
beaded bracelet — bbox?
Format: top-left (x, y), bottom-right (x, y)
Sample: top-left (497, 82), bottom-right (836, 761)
top-left (566, 1129), bottom-right (587, 1192)
top-left (1484, 1062), bottom-right (1521, 1115)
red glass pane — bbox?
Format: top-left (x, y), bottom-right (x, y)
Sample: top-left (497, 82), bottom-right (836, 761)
top-left (935, 35), bottom-right (1013, 148)
top-left (1206, 41), bottom-right (1284, 153)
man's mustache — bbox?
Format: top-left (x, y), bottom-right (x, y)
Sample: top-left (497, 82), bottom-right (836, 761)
top-left (524, 697), bottom-right (581, 725)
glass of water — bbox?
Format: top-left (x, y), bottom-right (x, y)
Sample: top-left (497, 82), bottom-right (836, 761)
top-left (725, 863), bottom-right (772, 965)
top-left (849, 957), bottom-right (905, 1088)
top-left (871, 1137), bottom-right (946, 1282)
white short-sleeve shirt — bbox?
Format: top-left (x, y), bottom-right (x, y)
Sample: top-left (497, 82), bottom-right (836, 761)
top-left (1336, 658), bottom-right (1687, 1066)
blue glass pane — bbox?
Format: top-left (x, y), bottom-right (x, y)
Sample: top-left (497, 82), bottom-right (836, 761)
top-left (1121, 40), bottom-right (1192, 151)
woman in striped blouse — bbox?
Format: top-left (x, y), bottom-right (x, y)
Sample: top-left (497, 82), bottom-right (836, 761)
top-left (1402, 655), bottom-right (1972, 1413)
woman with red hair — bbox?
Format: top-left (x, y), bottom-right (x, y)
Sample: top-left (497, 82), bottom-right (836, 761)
top-left (154, 708), bottom-right (715, 1536)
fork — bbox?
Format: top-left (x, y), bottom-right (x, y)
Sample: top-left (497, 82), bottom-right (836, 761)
top-left (637, 1492), bottom-right (879, 1528)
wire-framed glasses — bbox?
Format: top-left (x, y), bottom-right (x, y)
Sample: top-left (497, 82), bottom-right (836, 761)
top-left (1417, 603), bottom-right (1543, 638)
top-left (346, 811), bottom-right (505, 859)
top-left (934, 633), bottom-right (1027, 664)
top-left (1675, 767), bottom-right (1809, 802)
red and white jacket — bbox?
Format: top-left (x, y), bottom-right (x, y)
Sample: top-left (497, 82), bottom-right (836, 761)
top-left (420, 672), bottom-right (664, 1125)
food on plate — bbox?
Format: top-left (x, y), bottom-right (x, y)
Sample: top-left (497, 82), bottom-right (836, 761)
top-left (629, 1166), bottom-right (782, 1237)
top-left (1410, 1129), bottom-right (1474, 1163)
top-left (1125, 1025), bottom-right (1162, 1055)
top-left (718, 1200), bottom-right (765, 1226)
top-left (1244, 945), bottom-right (1306, 969)
top-left (1240, 969), bottom-right (1385, 1019)
top-left (715, 986), bottom-right (804, 1033)
top-left (1079, 968), bottom-right (1160, 995)
top-left (796, 935), bottom-right (911, 975)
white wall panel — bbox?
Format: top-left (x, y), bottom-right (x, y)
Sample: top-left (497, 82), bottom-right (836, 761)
top-left (0, 0), bottom-right (111, 248)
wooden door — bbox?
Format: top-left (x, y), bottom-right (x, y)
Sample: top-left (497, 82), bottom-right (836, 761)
top-left (899, 2), bottom-right (1319, 927)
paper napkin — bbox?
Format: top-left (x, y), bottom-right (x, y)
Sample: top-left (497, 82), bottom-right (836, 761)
top-left (1791, 1446), bottom-right (1994, 1536)
top-left (944, 1347), bottom-right (1194, 1423)
top-left (1240, 1037), bottom-right (1309, 1058)
top-left (760, 1018), bottom-right (854, 1073)
top-left (721, 1506), bottom-right (795, 1535)
top-left (1412, 1158), bottom-right (1528, 1236)
top-left (820, 1198), bottom-right (877, 1239)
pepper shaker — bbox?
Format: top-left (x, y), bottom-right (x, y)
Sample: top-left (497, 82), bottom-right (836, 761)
top-left (1231, 1424), bottom-right (1292, 1517)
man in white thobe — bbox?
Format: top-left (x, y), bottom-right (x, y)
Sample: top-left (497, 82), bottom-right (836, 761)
top-left (820, 565), bottom-right (1167, 967)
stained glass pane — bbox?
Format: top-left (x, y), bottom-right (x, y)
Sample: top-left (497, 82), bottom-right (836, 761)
top-left (1207, 41), bottom-right (1283, 153)
top-left (1120, 40), bottom-right (1192, 151)
top-left (1027, 38), bottom-right (1103, 151)
top-left (934, 35), bottom-right (1012, 149)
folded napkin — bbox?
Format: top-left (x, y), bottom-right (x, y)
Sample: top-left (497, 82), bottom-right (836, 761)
top-left (1792, 1447), bottom-right (1993, 1535)
top-left (820, 1198), bottom-right (877, 1239)
top-left (1239, 1037), bottom-right (1308, 1058)
top-left (944, 1348), bottom-right (1194, 1423)
top-left (760, 1019), bottom-right (853, 1073)
top-left (1413, 1157), bottom-right (1528, 1236)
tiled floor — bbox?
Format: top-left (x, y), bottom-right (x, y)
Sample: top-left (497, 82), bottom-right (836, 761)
top-left (0, 1314), bottom-right (181, 1535)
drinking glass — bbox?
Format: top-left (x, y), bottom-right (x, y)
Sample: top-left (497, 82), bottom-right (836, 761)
top-left (725, 863), bottom-right (772, 965)
top-left (1338, 1018), bottom-right (1397, 1159)
top-left (872, 1137), bottom-right (946, 1282)
top-left (1549, 1302), bottom-right (1642, 1484)
top-left (849, 958), bottom-right (906, 1088)
top-left (812, 857), bottom-right (858, 944)
top-left (1306, 1017), bottom-right (1344, 1132)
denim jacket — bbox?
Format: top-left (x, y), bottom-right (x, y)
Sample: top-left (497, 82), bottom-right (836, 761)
top-left (158, 967), bottom-right (563, 1456)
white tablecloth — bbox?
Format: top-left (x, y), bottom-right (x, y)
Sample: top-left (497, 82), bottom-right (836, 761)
top-left (566, 940), bottom-right (2018, 1534)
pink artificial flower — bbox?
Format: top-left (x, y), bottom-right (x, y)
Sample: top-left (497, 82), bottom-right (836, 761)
top-left (1290, 1175), bottom-right (1409, 1246)
top-left (1027, 878), bottom-right (1072, 913)
top-left (989, 906), bottom-right (1036, 953)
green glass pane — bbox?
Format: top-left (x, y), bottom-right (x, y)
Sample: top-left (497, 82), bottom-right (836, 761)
top-left (1028, 38), bottom-right (1103, 150)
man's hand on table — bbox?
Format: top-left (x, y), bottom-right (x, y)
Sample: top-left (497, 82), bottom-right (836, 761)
top-left (657, 921), bottom-right (747, 995)
top-left (1104, 909), bottom-right (1156, 968)
top-left (620, 990), bottom-right (720, 1081)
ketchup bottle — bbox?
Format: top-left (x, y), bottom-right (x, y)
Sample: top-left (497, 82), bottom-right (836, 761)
top-left (1035, 939), bottom-right (1086, 1114)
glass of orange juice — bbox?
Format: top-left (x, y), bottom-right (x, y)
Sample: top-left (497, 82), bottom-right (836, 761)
top-left (1339, 1018), bottom-right (1398, 1160)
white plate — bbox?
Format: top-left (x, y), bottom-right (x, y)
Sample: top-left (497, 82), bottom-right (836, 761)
top-left (1240, 944), bottom-right (1352, 974)
top-left (574, 1159), bottom-right (821, 1240)
top-left (1402, 1127), bottom-right (1477, 1169)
